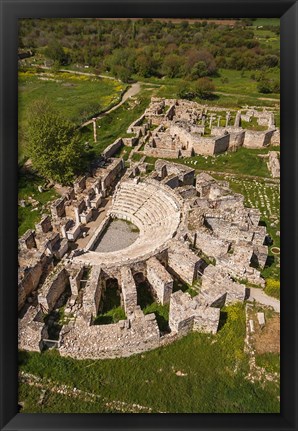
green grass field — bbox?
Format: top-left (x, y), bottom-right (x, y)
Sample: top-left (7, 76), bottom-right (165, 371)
top-left (19, 382), bottom-right (115, 413)
top-left (19, 303), bottom-right (279, 413)
top-left (251, 18), bottom-right (280, 27)
top-left (134, 69), bottom-right (280, 108)
top-left (18, 69), bottom-right (126, 162)
top-left (139, 147), bottom-right (273, 178)
top-left (213, 68), bottom-right (279, 99)
top-left (80, 87), bottom-right (153, 155)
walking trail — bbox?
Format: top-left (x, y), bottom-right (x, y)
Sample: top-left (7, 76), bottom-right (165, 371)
top-left (81, 82), bottom-right (141, 127)
top-left (248, 287), bottom-right (280, 313)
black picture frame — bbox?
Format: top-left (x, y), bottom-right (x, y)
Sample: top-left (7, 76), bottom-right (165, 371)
top-left (0, 1), bottom-right (297, 430)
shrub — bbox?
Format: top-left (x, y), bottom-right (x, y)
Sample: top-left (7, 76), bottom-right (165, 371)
top-left (264, 279), bottom-right (280, 299)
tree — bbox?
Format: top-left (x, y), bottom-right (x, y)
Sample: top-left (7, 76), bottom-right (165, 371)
top-left (27, 100), bottom-right (87, 184)
top-left (103, 48), bottom-right (136, 81)
top-left (44, 40), bottom-right (68, 65)
top-left (162, 54), bottom-right (184, 78)
top-left (257, 78), bottom-right (279, 94)
top-left (177, 82), bottom-right (195, 100)
top-left (190, 61), bottom-right (209, 79)
top-left (135, 52), bottom-right (157, 77)
top-left (193, 78), bottom-right (215, 99)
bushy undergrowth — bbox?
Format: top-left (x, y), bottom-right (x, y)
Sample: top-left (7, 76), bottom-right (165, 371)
top-left (264, 279), bottom-right (280, 299)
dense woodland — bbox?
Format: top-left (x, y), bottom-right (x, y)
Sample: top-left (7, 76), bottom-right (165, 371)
top-left (19, 18), bottom-right (280, 91)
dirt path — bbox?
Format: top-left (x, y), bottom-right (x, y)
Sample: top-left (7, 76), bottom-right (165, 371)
top-left (81, 82), bottom-right (141, 128)
top-left (38, 65), bottom-right (117, 81)
top-left (214, 91), bottom-right (280, 103)
top-left (37, 66), bottom-right (143, 128)
top-left (248, 287), bottom-right (280, 313)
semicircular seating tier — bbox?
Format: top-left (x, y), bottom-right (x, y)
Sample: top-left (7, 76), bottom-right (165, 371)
top-left (75, 179), bottom-right (182, 267)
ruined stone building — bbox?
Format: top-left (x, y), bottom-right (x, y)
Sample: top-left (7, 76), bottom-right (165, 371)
top-left (92, 97), bottom-right (280, 180)
top-left (18, 154), bottom-right (270, 359)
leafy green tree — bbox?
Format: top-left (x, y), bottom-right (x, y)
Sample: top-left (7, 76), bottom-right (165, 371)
top-left (135, 52), bottom-right (157, 77)
top-left (190, 61), bottom-right (209, 79)
top-left (103, 48), bottom-right (136, 81)
top-left (258, 78), bottom-right (279, 94)
top-left (193, 78), bottom-right (215, 99)
top-left (114, 65), bottom-right (132, 83)
top-left (162, 54), bottom-right (184, 78)
top-left (27, 100), bottom-right (86, 184)
top-left (44, 40), bottom-right (68, 65)
top-left (177, 82), bottom-right (195, 100)
top-left (262, 54), bottom-right (279, 68)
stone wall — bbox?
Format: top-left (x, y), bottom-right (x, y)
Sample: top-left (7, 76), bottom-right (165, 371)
top-left (74, 176), bottom-right (87, 193)
top-left (18, 306), bottom-right (46, 351)
top-left (19, 229), bottom-right (36, 250)
top-left (51, 196), bottom-right (66, 218)
top-left (101, 158), bottom-right (124, 196)
top-left (83, 265), bottom-right (102, 320)
top-left (267, 151), bottom-right (280, 178)
top-left (38, 265), bottom-right (69, 313)
top-left (144, 147), bottom-right (180, 159)
top-left (35, 215), bottom-right (52, 234)
top-left (146, 257), bottom-right (173, 304)
top-left (243, 129), bottom-right (274, 148)
top-left (102, 138), bottom-right (123, 159)
top-left (122, 137), bottom-right (139, 147)
top-left (169, 123), bottom-right (197, 150)
top-left (120, 266), bottom-right (138, 316)
top-left (213, 134), bottom-right (230, 154)
top-left (167, 240), bottom-right (203, 285)
top-left (201, 265), bottom-right (246, 306)
top-left (69, 265), bottom-right (85, 297)
top-left (127, 114), bottom-right (146, 133)
top-left (18, 260), bottom-right (45, 311)
top-left (85, 216), bottom-right (111, 251)
top-left (169, 290), bottom-right (220, 335)
top-left (59, 311), bottom-right (160, 359)
top-left (191, 231), bottom-right (230, 258)
top-left (192, 307), bottom-right (221, 333)
top-left (53, 238), bottom-right (68, 260)
top-left (192, 137), bottom-right (215, 156)
top-left (155, 160), bottom-right (195, 185)
top-left (271, 129), bottom-right (280, 146)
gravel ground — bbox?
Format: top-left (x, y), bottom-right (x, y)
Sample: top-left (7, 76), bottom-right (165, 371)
top-left (248, 287), bottom-right (280, 313)
top-left (93, 219), bottom-right (139, 253)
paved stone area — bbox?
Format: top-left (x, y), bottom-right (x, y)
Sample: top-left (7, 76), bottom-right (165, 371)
top-left (92, 219), bottom-right (139, 252)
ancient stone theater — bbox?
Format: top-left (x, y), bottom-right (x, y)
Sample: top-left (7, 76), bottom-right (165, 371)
top-left (18, 102), bottom-right (271, 360)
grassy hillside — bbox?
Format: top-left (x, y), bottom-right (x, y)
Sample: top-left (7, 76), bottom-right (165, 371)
top-left (18, 68), bottom-right (126, 162)
top-left (19, 303), bottom-right (279, 413)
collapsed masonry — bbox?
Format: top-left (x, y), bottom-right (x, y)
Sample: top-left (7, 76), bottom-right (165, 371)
top-left (104, 98), bottom-right (280, 161)
top-left (18, 156), bottom-right (271, 359)
top-left (18, 157), bottom-right (124, 313)
top-left (267, 151), bottom-right (280, 178)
